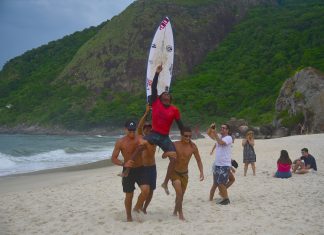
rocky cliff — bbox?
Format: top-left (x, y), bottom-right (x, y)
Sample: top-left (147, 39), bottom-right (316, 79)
top-left (275, 67), bottom-right (324, 134)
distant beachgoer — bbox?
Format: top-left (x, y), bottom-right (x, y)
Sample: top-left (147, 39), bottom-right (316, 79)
top-left (171, 126), bottom-right (204, 220)
top-left (133, 104), bottom-right (157, 214)
top-left (207, 123), bottom-right (232, 205)
top-left (292, 148), bottom-right (317, 174)
top-left (242, 131), bottom-right (256, 176)
top-left (111, 120), bottom-right (144, 222)
top-left (274, 150), bottom-right (292, 178)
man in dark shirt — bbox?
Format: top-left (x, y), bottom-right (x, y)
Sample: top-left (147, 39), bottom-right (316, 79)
top-left (292, 148), bottom-right (317, 174)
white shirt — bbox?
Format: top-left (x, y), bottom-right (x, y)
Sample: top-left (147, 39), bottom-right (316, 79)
top-left (214, 134), bottom-right (232, 167)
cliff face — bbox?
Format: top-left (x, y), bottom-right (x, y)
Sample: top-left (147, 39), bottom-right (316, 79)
top-left (275, 67), bottom-right (324, 133)
top-left (58, 0), bottom-right (276, 94)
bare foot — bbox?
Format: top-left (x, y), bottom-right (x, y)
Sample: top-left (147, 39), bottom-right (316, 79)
top-left (179, 214), bottom-right (185, 221)
top-left (161, 183), bottom-right (170, 195)
top-left (127, 217), bottom-right (133, 222)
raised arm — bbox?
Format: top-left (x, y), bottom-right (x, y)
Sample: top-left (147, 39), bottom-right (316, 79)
top-left (137, 104), bottom-right (151, 136)
top-left (207, 123), bottom-right (226, 145)
top-left (150, 65), bottom-right (162, 105)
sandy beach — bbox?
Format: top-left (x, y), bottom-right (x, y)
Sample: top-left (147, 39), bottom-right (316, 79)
top-left (1, 134), bottom-right (323, 235)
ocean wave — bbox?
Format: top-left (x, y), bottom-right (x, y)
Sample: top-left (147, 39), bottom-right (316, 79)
top-left (0, 153), bottom-right (16, 169)
top-left (0, 148), bottom-right (114, 176)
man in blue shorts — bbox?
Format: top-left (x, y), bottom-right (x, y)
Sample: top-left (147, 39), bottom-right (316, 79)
top-left (207, 123), bottom-right (233, 205)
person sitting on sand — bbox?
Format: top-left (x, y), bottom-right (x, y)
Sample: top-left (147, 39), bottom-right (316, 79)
top-left (133, 104), bottom-right (157, 214)
top-left (111, 120), bottom-right (145, 222)
top-left (274, 150), bottom-right (292, 178)
top-left (171, 126), bottom-right (204, 220)
top-left (292, 148), bottom-right (317, 174)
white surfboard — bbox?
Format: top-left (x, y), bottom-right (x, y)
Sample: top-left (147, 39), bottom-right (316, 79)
top-left (146, 17), bottom-right (174, 101)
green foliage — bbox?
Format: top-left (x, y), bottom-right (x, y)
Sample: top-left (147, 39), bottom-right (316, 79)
top-left (172, 0), bottom-right (324, 126)
top-left (0, 0), bottom-right (323, 130)
top-left (281, 111), bottom-right (304, 130)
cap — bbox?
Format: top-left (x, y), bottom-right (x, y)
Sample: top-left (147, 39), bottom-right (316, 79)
top-left (125, 120), bottom-right (136, 131)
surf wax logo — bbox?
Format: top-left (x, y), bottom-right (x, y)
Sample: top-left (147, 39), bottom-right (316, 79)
top-left (159, 18), bottom-right (169, 30)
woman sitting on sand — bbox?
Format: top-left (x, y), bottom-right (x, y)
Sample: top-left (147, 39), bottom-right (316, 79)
top-left (274, 150), bottom-right (292, 178)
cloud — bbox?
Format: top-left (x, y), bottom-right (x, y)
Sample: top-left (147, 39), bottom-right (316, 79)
top-left (0, 0), bottom-right (134, 69)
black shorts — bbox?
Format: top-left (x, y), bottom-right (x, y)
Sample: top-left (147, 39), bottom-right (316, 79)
top-left (122, 166), bottom-right (145, 193)
top-left (143, 131), bottom-right (176, 152)
top-left (141, 165), bottom-right (157, 190)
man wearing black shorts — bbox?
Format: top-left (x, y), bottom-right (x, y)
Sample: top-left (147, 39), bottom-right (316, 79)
top-left (111, 120), bottom-right (146, 222)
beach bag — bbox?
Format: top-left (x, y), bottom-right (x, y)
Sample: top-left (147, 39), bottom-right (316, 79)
top-left (231, 159), bottom-right (239, 168)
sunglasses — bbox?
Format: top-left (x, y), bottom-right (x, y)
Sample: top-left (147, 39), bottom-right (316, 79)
top-left (183, 134), bottom-right (192, 138)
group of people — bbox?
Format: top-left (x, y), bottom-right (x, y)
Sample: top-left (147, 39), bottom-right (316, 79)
top-left (274, 147), bottom-right (317, 178)
top-left (111, 65), bottom-right (318, 222)
top-left (111, 65), bottom-right (204, 221)
top-left (240, 130), bottom-right (317, 178)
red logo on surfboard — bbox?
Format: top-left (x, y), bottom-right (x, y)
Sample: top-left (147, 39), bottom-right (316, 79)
top-left (159, 18), bottom-right (169, 30)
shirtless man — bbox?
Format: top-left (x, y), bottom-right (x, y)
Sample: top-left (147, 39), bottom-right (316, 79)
top-left (171, 126), bottom-right (204, 220)
top-left (111, 120), bottom-right (145, 222)
top-left (133, 104), bottom-right (157, 214)
top-left (122, 65), bottom-right (184, 197)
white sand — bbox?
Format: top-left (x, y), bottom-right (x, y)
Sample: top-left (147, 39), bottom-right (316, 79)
top-left (1, 134), bottom-right (324, 235)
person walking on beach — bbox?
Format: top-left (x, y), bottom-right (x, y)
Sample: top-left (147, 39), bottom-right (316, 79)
top-left (133, 104), bottom-right (157, 214)
top-left (122, 65), bottom-right (184, 196)
top-left (171, 126), bottom-right (204, 220)
top-left (209, 160), bottom-right (237, 201)
top-left (274, 150), bottom-right (292, 178)
top-left (111, 120), bottom-right (145, 222)
top-left (209, 142), bottom-right (237, 201)
top-left (207, 123), bottom-right (232, 205)
top-left (292, 148), bottom-right (317, 174)
top-left (242, 131), bottom-right (256, 176)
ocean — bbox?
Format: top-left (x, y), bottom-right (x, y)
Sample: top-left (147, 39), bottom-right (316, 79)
top-left (0, 134), bottom-right (119, 176)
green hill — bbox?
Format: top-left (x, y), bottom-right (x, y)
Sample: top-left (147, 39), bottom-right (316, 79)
top-left (0, 0), bottom-right (323, 132)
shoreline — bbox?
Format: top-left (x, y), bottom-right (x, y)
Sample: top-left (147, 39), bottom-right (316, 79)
top-left (0, 159), bottom-right (113, 178)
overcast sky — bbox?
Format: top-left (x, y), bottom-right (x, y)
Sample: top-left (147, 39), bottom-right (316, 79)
top-left (0, 0), bottom-right (134, 69)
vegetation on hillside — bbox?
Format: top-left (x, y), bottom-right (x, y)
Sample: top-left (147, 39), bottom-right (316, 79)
top-left (0, 0), bottom-right (323, 131)
top-left (0, 23), bottom-right (106, 129)
top-left (173, 0), bottom-right (324, 126)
